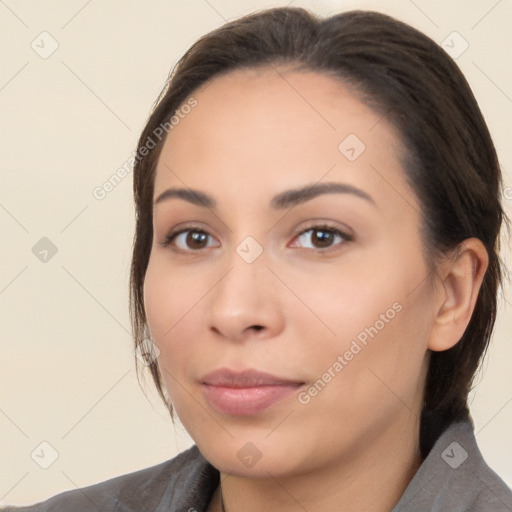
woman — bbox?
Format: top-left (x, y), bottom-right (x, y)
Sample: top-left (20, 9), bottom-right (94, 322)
top-left (5, 6), bottom-right (511, 512)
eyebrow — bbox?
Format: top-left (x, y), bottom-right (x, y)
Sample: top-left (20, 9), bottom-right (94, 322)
top-left (153, 182), bottom-right (376, 209)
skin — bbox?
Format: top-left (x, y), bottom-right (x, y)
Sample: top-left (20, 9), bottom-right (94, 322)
top-left (143, 66), bottom-right (488, 512)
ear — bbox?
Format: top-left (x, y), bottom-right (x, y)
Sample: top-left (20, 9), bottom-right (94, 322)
top-left (428, 238), bottom-right (489, 352)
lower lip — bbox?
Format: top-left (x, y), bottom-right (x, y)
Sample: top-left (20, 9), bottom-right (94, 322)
top-left (202, 384), bottom-right (302, 415)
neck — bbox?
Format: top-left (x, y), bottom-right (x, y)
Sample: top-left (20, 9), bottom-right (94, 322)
top-left (215, 415), bottom-right (422, 512)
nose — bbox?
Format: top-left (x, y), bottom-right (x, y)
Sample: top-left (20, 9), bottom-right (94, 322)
top-left (205, 250), bottom-right (285, 343)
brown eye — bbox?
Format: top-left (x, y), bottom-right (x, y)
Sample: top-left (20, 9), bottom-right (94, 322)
top-left (185, 231), bottom-right (208, 248)
top-left (164, 228), bottom-right (220, 251)
top-left (293, 226), bottom-right (351, 250)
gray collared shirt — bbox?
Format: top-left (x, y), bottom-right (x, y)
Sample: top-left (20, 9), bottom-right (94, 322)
top-left (3, 420), bottom-right (511, 511)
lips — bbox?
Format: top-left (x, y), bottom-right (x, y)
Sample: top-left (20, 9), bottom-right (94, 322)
top-left (200, 368), bottom-right (305, 415)
top-left (200, 368), bottom-right (304, 388)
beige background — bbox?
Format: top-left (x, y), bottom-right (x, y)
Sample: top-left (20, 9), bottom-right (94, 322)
top-left (1, 0), bottom-right (511, 506)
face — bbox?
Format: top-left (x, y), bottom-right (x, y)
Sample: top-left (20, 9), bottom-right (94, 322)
top-left (143, 67), bottom-right (435, 478)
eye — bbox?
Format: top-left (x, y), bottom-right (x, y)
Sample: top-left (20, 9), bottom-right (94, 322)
top-left (290, 224), bottom-right (352, 250)
top-left (160, 226), bottom-right (220, 252)
top-left (159, 223), bottom-right (352, 253)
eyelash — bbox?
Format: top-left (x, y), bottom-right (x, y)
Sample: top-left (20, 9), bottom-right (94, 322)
top-left (159, 223), bottom-right (353, 253)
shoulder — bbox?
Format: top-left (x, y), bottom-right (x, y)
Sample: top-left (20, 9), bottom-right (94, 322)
top-left (393, 420), bottom-right (512, 512)
top-left (2, 444), bottom-right (219, 512)
top-left (469, 453), bottom-right (512, 512)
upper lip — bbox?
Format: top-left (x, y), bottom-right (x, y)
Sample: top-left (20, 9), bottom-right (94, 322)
top-left (201, 368), bottom-right (304, 388)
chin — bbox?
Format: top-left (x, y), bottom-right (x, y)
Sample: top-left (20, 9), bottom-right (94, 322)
top-left (196, 436), bottom-right (307, 478)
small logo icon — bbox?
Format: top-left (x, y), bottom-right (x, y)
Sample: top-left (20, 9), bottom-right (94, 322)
top-left (441, 32), bottom-right (469, 59)
top-left (31, 441), bottom-right (59, 469)
top-left (441, 441), bottom-right (468, 468)
top-left (338, 134), bottom-right (366, 161)
top-left (236, 236), bottom-right (263, 264)
top-left (31, 31), bottom-right (59, 59)
top-left (135, 338), bottom-right (160, 366)
top-left (237, 442), bottom-right (262, 468)
top-left (32, 237), bottom-right (58, 263)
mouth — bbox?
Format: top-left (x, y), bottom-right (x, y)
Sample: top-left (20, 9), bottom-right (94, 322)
top-left (200, 368), bottom-right (305, 415)
top-left (201, 367), bottom-right (304, 387)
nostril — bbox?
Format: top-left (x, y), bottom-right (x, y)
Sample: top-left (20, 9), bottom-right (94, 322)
top-left (251, 325), bottom-right (264, 332)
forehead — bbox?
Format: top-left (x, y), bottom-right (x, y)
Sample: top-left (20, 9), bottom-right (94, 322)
top-left (154, 66), bottom-right (408, 203)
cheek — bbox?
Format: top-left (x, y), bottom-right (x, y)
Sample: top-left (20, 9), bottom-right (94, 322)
top-left (142, 264), bottom-right (190, 408)
top-left (143, 259), bottom-right (170, 338)
top-left (297, 253), bottom-right (432, 411)
top-left (143, 257), bottom-right (195, 353)
top-left (142, 255), bottom-right (214, 392)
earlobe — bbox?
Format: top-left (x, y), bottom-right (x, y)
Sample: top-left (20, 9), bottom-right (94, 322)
top-left (427, 238), bottom-right (489, 352)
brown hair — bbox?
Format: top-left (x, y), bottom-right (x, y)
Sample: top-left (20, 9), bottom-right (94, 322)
top-left (129, 7), bottom-right (507, 457)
